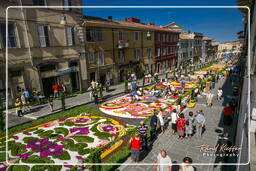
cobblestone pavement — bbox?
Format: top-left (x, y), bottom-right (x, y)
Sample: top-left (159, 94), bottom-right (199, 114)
top-left (119, 76), bottom-right (240, 171)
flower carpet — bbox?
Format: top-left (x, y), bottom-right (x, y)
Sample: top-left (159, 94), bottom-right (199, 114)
top-left (99, 80), bottom-right (196, 118)
top-left (0, 114), bottom-right (130, 170)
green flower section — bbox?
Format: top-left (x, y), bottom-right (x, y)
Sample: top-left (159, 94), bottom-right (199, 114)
top-left (54, 127), bottom-right (69, 136)
top-left (8, 165), bottom-right (30, 171)
top-left (8, 141), bottom-right (27, 156)
top-left (72, 136), bottom-right (94, 143)
top-left (22, 155), bottom-right (54, 163)
top-left (31, 165), bottom-right (62, 171)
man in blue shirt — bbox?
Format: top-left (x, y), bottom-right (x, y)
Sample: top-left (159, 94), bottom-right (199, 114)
top-left (195, 109), bottom-right (206, 138)
top-left (150, 110), bottom-right (158, 141)
top-left (23, 89), bottom-right (30, 104)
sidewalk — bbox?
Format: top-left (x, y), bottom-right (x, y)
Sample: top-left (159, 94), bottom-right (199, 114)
top-left (119, 76), bottom-right (239, 171)
top-left (6, 80), bottom-right (144, 128)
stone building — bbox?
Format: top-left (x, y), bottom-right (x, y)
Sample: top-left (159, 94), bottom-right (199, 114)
top-left (178, 33), bottom-right (193, 68)
top-left (0, 0), bottom-right (86, 103)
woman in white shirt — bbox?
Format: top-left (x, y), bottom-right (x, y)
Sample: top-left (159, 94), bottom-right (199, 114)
top-left (158, 111), bottom-right (165, 134)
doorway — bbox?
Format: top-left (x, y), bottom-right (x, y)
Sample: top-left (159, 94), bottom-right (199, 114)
top-left (71, 72), bottom-right (79, 92)
top-left (42, 77), bottom-right (57, 97)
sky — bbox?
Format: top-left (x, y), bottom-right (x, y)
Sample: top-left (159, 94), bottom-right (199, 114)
top-left (82, 0), bottom-right (245, 42)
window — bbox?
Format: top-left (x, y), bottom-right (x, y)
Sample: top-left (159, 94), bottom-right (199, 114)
top-left (66, 26), bottom-right (75, 46)
top-left (10, 70), bottom-right (22, 77)
top-left (157, 48), bottom-right (161, 57)
top-left (33, 0), bottom-right (45, 6)
top-left (162, 34), bottom-right (166, 42)
top-left (147, 48), bottom-right (152, 57)
top-left (39, 64), bottom-right (56, 72)
top-left (0, 23), bottom-right (18, 48)
top-left (134, 31), bottom-right (140, 41)
top-left (146, 32), bottom-right (152, 40)
top-left (69, 60), bottom-right (78, 67)
top-left (134, 48), bottom-right (141, 60)
top-left (98, 51), bottom-right (104, 65)
top-left (163, 47), bottom-right (167, 56)
top-left (157, 33), bottom-right (161, 42)
top-left (118, 31), bottom-right (124, 40)
top-left (63, 0), bottom-right (71, 10)
top-left (86, 28), bottom-right (102, 42)
top-left (38, 25), bottom-right (49, 47)
top-left (87, 52), bottom-right (95, 64)
top-left (118, 50), bottom-right (125, 63)
top-left (166, 34), bottom-right (169, 42)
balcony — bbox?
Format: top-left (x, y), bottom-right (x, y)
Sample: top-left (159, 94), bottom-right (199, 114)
top-left (117, 40), bottom-right (129, 49)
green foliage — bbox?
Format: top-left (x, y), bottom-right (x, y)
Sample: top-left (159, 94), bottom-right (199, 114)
top-left (0, 152), bottom-right (6, 162)
top-left (22, 155), bottom-right (54, 163)
top-left (8, 141), bottom-right (27, 156)
top-left (54, 127), bottom-right (69, 136)
top-left (37, 130), bottom-right (54, 138)
top-left (23, 137), bottom-right (38, 143)
top-left (78, 148), bottom-right (91, 155)
top-left (72, 136), bottom-right (94, 143)
top-left (31, 165), bottom-right (62, 171)
top-left (8, 165), bottom-right (30, 171)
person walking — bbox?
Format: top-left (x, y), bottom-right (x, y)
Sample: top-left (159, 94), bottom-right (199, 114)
top-left (52, 84), bottom-right (59, 98)
top-left (15, 98), bottom-right (23, 117)
top-left (171, 109), bottom-right (179, 134)
top-left (129, 132), bottom-right (142, 163)
top-left (105, 79), bottom-right (110, 92)
top-left (179, 157), bottom-right (195, 171)
top-left (195, 110), bottom-right (205, 138)
top-left (217, 88), bottom-right (223, 101)
top-left (48, 95), bottom-right (54, 112)
top-left (158, 111), bottom-right (165, 134)
top-left (93, 90), bottom-right (99, 105)
top-left (176, 113), bottom-right (186, 139)
top-left (23, 89), bottom-right (30, 104)
top-left (206, 91), bottom-right (214, 107)
top-left (156, 150), bottom-right (172, 171)
top-left (61, 83), bottom-right (67, 95)
top-left (185, 112), bottom-right (194, 138)
top-left (223, 103), bottom-right (233, 126)
top-left (150, 111), bottom-right (158, 141)
top-left (137, 121), bottom-right (148, 151)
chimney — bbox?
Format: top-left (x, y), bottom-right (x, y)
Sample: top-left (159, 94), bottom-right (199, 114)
top-left (107, 16), bottom-right (112, 21)
top-left (147, 22), bottom-right (155, 26)
top-left (125, 17), bottom-right (140, 23)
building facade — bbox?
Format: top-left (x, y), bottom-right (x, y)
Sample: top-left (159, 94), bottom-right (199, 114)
top-left (178, 34), bottom-right (193, 68)
top-left (192, 32), bottom-right (203, 64)
top-left (154, 28), bottom-right (180, 72)
top-left (0, 0), bottom-right (86, 103)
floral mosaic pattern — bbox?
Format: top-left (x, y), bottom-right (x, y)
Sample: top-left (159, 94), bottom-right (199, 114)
top-left (99, 80), bottom-right (198, 118)
top-left (0, 114), bottom-right (128, 169)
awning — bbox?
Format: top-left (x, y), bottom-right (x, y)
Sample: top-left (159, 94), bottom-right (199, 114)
top-left (58, 68), bottom-right (76, 76)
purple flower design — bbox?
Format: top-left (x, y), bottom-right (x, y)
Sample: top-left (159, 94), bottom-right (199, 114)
top-left (75, 118), bottom-right (89, 123)
top-left (64, 165), bottom-right (73, 168)
top-left (57, 136), bottom-right (66, 141)
top-left (26, 138), bottom-right (64, 158)
top-left (23, 132), bottom-right (32, 135)
top-left (76, 156), bottom-right (84, 160)
top-left (13, 136), bottom-right (19, 140)
top-left (102, 125), bottom-right (115, 132)
top-left (59, 116), bottom-right (68, 122)
top-left (70, 127), bottom-right (89, 135)
top-left (17, 153), bottom-right (29, 160)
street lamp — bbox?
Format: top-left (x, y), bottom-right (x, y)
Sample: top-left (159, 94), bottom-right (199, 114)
top-left (60, 14), bottom-right (67, 25)
top-left (146, 31), bottom-right (151, 38)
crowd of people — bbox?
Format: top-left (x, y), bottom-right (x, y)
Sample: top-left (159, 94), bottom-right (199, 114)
top-left (14, 83), bottom-right (68, 116)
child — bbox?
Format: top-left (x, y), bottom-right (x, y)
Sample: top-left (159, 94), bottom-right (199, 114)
top-left (15, 98), bottom-right (23, 117)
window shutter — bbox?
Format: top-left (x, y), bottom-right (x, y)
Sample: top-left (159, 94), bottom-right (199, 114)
top-left (66, 27), bottom-right (73, 45)
top-left (38, 25), bottom-right (46, 47)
